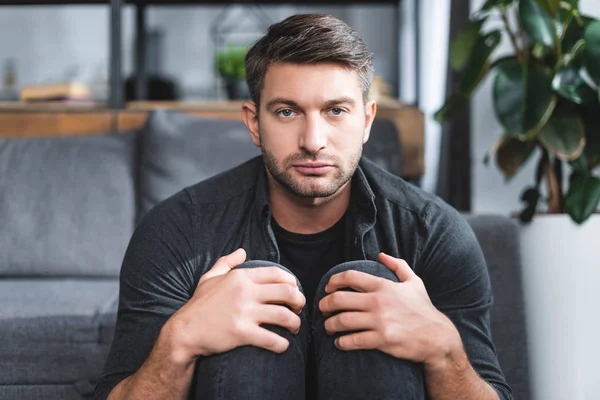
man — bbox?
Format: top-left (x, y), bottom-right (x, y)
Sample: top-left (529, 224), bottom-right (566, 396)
top-left (96, 13), bottom-right (512, 400)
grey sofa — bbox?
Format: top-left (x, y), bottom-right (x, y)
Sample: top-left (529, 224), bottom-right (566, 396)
top-left (0, 110), bottom-right (530, 399)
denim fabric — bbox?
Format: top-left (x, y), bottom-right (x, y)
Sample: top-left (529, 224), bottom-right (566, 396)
top-left (312, 261), bottom-right (425, 400)
top-left (192, 260), bottom-right (425, 400)
top-left (96, 156), bottom-right (512, 400)
top-left (192, 261), bottom-right (308, 400)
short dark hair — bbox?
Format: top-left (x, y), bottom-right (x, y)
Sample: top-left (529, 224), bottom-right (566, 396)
top-left (245, 13), bottom-right (374, 108)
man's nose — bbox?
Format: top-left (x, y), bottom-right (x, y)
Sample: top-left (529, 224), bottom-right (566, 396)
top-left (299, 115), bottom-right (327, 154)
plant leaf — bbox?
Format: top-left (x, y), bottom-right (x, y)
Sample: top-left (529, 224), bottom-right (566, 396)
top-left (558, 0), bottom-right (579, 20)
top-left (490, 55), bottom-right (517, 70)
top-left (561, 39), bottom-right (586, 66)
top-left (519, 0), bottom-right (556, 47)
top-left (495, 135), bottom-right (537, 179)
top-left (215, 45), bottom-right (248, 79)
top-left (583, 20), bottom-right (600, 84)
top-left (493, 57), bottom-right (556, 136)
top-left (581, 106), bottom-right (600, 169)
top-left (562, 13), bottom-right (588, 54)
top-left (519, 186), bottom-right (541, 223)
top-left (483, 134), bottom-right (506, 165)
top-left (538, 109), bottom-right (586, 160)
top-left (481, 0), bottom-right (516, 12)
top-left (450, 19), bottom-right (487, 71)
top-left (570, 154), bottom-right (589, 173)
top-left (565, 174), bottom-right (600, 223)
top-left (535, 0), bottom-right (560, 17)
top-left (434, 96), bottom-right (464, 123)
top-left (459, 31), bottom-right (502, 94)
top-left (435, 31), bottom-right (502, 123)
top-left (552, 64), bottom-right (598, 104)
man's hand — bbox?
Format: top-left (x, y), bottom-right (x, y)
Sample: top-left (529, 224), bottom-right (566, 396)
top-left (318, 252), bottom-right (461, 367)
top-left (165, 248), bottom-right (306, 364)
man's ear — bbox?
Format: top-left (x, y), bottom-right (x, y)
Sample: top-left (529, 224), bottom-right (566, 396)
top-left (362, 99), bottom-right (377, 144)
top-left (241, 101), bottom-right (261, 147)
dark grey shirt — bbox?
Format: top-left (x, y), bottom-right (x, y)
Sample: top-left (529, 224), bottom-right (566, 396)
top-left (95, 156), bottom-right (512, 400)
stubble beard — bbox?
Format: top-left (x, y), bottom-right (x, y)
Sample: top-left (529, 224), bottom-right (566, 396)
top-left (260, 143), bottom-right (362, 198)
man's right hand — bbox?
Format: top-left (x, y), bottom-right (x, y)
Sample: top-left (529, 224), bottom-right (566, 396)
top-left (164, 248), bottom-right (306, 363)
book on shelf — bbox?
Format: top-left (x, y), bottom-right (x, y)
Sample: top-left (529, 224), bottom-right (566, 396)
top-left (19, 82), bottom-right (91, 102)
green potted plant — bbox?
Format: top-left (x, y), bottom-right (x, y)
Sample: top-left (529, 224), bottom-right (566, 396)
top-left (215, 45), bottom-right (250, 100)
top-left (436, 0), bottom-right (600, 224)
top-left (436, 1), bottom-right (600, 398)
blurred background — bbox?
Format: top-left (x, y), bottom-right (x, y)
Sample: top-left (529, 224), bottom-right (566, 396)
top-left (2, 0), bottom-right (595, 211)
top-left (1, 1), bottom-right (599, 399)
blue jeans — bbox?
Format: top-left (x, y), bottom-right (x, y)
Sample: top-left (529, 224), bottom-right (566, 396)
top-left (192, 260), bottom-right (426, 400)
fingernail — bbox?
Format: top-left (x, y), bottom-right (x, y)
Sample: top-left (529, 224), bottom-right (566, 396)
top-left (334, 338), bottom-right (340, 348)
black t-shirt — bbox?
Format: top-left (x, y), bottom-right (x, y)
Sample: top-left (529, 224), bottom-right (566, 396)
top-left (271, 214), bottom-right (347, 400)
top-left (272, 214), bottom-right (347, 314)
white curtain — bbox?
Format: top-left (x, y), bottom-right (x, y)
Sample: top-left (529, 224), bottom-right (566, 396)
top-left (399, 0), bottom-right (451, 193)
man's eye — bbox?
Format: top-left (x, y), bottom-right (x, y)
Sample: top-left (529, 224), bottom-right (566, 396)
top-left (330, 108), bottom-right (345, 116)
top-left (278, 109), bottom-right (295, 117)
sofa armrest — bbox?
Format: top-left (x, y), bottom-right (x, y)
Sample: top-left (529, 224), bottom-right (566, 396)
top-left (464, 214), bottom-right (530, 399)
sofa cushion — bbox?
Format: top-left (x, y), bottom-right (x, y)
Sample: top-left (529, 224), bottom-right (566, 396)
top-left (465, 215), bottom-right (530, 400)
top-left (0, 131), bottom-right (137, 277)
top-left (139, 110), bottom-right (261, 218)
top-left (361, 118), bottom-right (402, 177)
top-left (0, 279), bottom-right (118, 385)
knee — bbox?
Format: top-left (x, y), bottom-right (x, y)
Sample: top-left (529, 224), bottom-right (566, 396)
top-left (327, 260), bottom-right (400, 282)
top-left (314, 260), bottom-right (399, 301)
top-left (235, 260), bottom-right (304, 294)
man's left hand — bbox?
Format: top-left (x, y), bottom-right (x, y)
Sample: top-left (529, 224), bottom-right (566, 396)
top-left (319, 253), bottom-right (461, 367)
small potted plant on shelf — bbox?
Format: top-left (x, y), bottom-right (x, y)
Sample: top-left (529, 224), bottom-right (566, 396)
top-left (435, 1), bottom-right (600, 398)
top-left (216, 45), bottom-right (250, 100)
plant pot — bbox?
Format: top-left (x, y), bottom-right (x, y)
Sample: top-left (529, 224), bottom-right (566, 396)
top-left (519, 214), bottom-right (600, 400)
top-left (224, 78), bottom-right (250, 101)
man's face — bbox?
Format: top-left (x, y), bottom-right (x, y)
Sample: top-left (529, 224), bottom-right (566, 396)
top-left (249, 63), bottom-right (375, 198)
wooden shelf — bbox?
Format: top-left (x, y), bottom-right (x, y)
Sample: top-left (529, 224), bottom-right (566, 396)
top-left (0, 97), bottom-right (410, 112)
top-left (0, 98), bottom-right (423, 179)
top-left (0, 101), bottom-right (107, 112)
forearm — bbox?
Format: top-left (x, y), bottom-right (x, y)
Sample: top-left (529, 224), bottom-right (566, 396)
top-left (424, 344), bottom-right (499, 400)
top-left (107, 323), bottom-right (196, 400)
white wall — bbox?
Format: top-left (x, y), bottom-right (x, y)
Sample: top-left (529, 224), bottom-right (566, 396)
top-left (471, 0), bottom-right (600, 215)
top-left (0, 6), bottom-right (111, 90)
top-left (0, 5), bottom-right (397, 101)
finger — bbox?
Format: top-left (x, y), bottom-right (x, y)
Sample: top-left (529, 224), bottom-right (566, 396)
top-left (325, 311), bottom-right (374, 335)
top-left (326, 270), bottom-right (383, 293)
top-left (257, 284), bottom-right (306, 314)
top-left (198, 248), bottom-right (247, 285)
top-left (246, 267), bottom-right (298, 287)
top-left (335, 330), bottom-right (381, 351)
top-left (255, 304), bottom-right (302, 334)
top-left (319, 291), bottom-right (371, 317)
top-left (246, 325), bottom-right (290, 354)
top-left (378, 253), bottom-right (415, 282)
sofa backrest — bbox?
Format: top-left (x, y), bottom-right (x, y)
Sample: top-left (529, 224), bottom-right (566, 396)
top-left (465, 214), bottom-right (531, 399)
top-left (0, 131), bottom-right (137, 277)
top-left (138, 110), bottom-right (261, 219)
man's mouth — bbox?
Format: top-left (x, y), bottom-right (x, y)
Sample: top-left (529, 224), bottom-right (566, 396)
top-left (292, 161), bottom-right (334, 175)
